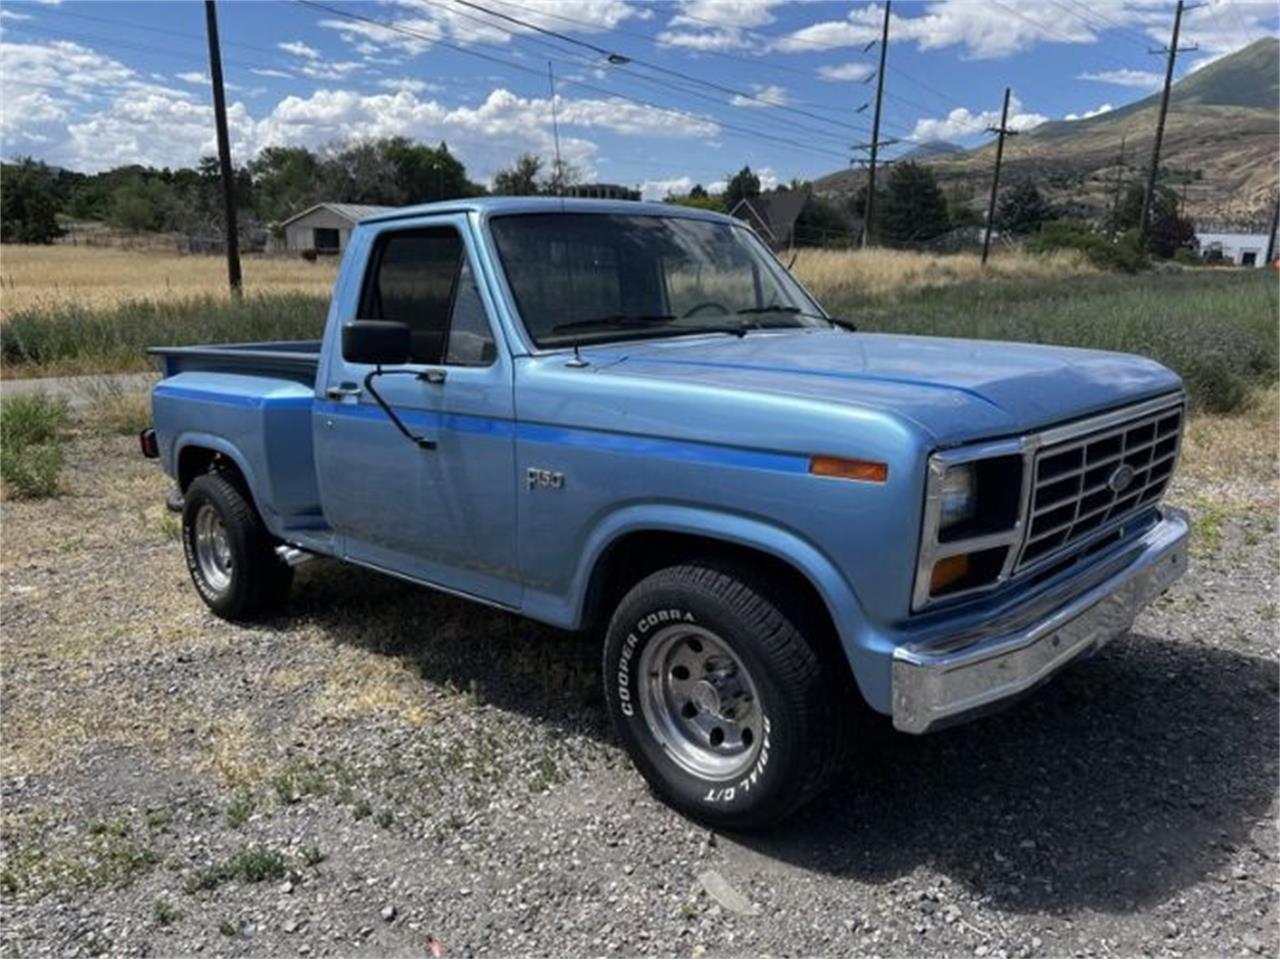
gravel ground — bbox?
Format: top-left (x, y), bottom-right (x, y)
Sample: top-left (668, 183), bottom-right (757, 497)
top-left (1, 425), bottom-right (1276, 959)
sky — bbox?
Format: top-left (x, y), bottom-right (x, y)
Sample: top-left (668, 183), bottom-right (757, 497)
top-left (1, 0), bottom-right (1276, 199)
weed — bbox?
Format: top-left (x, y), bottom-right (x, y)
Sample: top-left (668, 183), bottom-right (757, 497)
top-left (300, 845), bottom-right (326, 867)
top-left (183, 845), bottom-right (287, 893)
top-left (153, 897), bottom-right (181, 927)
top-left (0, 392), bottom-right (68, 498)
top-left (218, 919), bottom-right (240, 938)
top-left (226, 790), bottom-right (255, 828)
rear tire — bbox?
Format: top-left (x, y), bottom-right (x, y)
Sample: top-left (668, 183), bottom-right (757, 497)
top-left (181, 473), bottom-right (293, 621)
top-left (603, 561), bottom-right (848, 830)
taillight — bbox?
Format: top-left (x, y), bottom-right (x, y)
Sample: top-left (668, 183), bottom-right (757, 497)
top-left (139, 428), bottom-right (159, 459)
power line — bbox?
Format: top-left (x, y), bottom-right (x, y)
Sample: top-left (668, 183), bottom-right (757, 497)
top-left (1045, 0), bottom-right (1155, 50)
top-left (445, 0), bottom-right (870, 135)
top-left (434, 0), bottom-right (868, 147)
top-left (293, 0), bottom-right (854, 162)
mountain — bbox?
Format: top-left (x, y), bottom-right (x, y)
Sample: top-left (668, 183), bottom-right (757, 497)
top-left (898, 140), bottom-right (964, 161)
top-left (813, 38), bottom-right (1279, 224)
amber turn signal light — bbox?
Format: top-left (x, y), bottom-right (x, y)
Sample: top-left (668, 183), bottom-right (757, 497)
top-left (809, 456), bottom-right (888, 483)
top-left (929, 553), bottom-right (971, 595)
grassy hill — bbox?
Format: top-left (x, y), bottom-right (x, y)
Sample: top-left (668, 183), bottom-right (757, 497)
top-left (814, 38), bottom-right (1279, 224)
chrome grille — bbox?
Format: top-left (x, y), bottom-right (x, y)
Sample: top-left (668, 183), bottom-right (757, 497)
top-left (1017, 402), bottom-right (1184, 570)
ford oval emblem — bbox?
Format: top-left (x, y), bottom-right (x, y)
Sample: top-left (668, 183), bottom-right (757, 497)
top-left (1108, 464), bottom-right (1136, 494)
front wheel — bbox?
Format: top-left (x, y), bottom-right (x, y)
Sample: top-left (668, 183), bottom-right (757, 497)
top-left (182, 473), bottom-right (293, 621)
top-left (603, 562), bottom-right (848, 830)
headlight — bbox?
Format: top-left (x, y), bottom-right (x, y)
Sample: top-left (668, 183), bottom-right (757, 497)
top-left (938, 464), bottom-right (977, 531)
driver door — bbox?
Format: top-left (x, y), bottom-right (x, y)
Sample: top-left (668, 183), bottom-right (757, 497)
top-left (313, 216), bottom-right (520, 607)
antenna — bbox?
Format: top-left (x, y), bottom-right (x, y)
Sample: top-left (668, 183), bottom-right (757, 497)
top-left (547, 60), bottom-right (564, 198)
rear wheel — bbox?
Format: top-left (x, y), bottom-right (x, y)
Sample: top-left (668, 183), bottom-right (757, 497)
top-left (603, 561), bottom-right (848, 830)
top-left (182, 473), bottom-right (292, 620)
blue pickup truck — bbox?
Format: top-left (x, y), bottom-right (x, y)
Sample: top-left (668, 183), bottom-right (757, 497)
top-left (145, 197), bottom-right (1189, 828)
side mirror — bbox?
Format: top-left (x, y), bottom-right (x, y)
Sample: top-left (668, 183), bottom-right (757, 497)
top-left (342, 320), bottom-right (411, 366)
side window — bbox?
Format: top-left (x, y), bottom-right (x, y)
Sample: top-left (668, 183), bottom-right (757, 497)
top-left (361, 228), bottom-right (495, 366)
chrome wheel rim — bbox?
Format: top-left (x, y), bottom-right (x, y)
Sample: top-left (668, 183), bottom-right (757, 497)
top-left (638, 624), bottom-right (764, 780)
top-left (193, 503), bottom-right (233, 594)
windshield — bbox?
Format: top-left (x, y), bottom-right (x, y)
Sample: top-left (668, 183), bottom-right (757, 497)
top-left (488, 212), bottom-right (828, 348)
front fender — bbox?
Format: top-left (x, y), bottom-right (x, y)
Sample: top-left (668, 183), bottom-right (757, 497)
top-left (523, 503), bottom-right (895, 713)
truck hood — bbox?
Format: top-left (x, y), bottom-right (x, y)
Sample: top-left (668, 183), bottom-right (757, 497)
top-left (588, 330), bottom-right (1182, 446)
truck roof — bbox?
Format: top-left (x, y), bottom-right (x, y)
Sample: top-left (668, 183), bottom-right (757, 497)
top-left (359, 195), bottom-right (737, 226)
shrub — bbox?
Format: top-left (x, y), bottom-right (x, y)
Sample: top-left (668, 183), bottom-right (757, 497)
top-left (0, 392), bottom-right (69, 498)
top-left (1028, 220), bottom-right (1149, 273)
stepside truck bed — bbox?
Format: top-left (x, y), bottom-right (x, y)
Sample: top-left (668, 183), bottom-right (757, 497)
top-left (149, 340), bottom-right (330, 550)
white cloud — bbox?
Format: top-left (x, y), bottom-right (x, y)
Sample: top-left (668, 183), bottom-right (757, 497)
top-left (817, 61), bottom-right (874, 82)
top-left (175, 71), bottom-right (208, 85)
top-left (278, 40), bottom-right (321, 59)
top-left (1078, 68), bottom-right (1162, 89)
top-left (910, 94), bottom-right (1047, 141)
top-left (655, 28), bottom-right (751, 51)
top-left (250, 68), bottom-right (294, 79)
top-left (318, 0), bottom-right (643, 58)
top-left (640, 175), bottom-right (694, 201)
top-left (776, 1), bottom-right (1097, 58)
top-left (377, 78), bottom-right (440, 94)
top-left (0, 9), bottom-right (33, 21)
top-left (1065, 102), bottom-right (1114, 120)
top-left (730, 84), bottom-right (788, 108)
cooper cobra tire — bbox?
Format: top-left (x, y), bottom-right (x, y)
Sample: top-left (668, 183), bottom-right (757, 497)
top-left (181, 473), bottom-right (293, 621)
top-left (603, 561), bottom-right (848, 830)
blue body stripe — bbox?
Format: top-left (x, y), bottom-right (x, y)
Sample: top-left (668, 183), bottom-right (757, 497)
top-left (151, 391), bottom-right (806, 474)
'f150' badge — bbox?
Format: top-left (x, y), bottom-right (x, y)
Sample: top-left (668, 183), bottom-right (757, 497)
top-left (527, 467), bottom-right (565, 490)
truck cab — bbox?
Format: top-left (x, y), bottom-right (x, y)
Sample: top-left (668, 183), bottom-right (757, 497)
top-left (147, 198), bottom-right (1189, 829)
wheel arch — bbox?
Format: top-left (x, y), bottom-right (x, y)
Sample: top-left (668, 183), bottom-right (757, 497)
top-left (174, 434), bottom-right (270, 527)
top-left (572, 506), bottom-right (878, 698)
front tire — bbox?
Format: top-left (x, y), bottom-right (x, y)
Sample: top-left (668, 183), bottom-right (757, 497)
top-left (603, 562), bottom-right (847, 830)
top-left (182, 473), bottom-right (292, 621)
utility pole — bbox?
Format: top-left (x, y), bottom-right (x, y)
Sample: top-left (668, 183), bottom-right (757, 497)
top-left (204, 0), bottom-right (241, 298)
top-left (1108, 136), bottom-right (1127, 239)
top-left (1139, 0), bottom-right (1199, 239)
top-left (981, 87), bottom-right (1018, 266)
top-left (1265, 191), bottom-right (1279, 265)
top-left (547, 61), bottom-right (564, 196)
top-left (860, 0), bottom-right (890, 248)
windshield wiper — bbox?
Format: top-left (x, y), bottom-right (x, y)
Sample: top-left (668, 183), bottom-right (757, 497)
top-left (552, 313), bottom-right (675, 333)
top-left (736, 305), bottom-right (801, 316)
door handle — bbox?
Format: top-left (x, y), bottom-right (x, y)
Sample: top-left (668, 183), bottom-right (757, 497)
top-left (418, 369), bottom-right (447, 385)
top-left (326, 383), bottom-right (362, 400)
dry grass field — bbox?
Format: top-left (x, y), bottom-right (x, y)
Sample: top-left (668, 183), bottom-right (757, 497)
top-left (791, 246), bottom-right (1094, 298)
top-left (0, 245), bottom-right (339, 319)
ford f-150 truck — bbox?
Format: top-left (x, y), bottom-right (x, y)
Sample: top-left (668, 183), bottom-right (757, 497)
top-left (144, 197), bottom-right (1189, 829)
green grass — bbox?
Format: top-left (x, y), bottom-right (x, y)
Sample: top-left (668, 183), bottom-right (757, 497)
top-left (1, 292), bottom-right (326, 377)
top-left (0, 391), bottom-right (69, 498)
top-left (183, 845), bottom-right (288, 894)
top-left (829, 270), bottom-right (1278, 413)
top-left (3, 268), bottom-right (1273, 414)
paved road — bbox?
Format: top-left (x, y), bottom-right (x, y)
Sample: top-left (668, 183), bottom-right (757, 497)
top-left (0, 372), bottom-right (158, 408)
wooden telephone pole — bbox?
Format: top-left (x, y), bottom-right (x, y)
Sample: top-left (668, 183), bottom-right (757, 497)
top-left (860, 0), bottom-right (891, 248)
top-left (1139, 0), bottom-right (1199, 239)
top-left (981, 87), bottom-right (1018, 266)
top-left (205, 0), bottom-right (242, 298)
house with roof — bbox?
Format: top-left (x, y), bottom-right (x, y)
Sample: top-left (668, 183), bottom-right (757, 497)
top-left (730, 191), bottom-right (811, 250)
top-left (1194, 221), bottom-right (1277, 267)
top-left (270, 202), bottom-right (394, 255)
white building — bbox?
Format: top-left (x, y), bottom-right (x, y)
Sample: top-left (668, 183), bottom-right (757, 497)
top-left (271, 203), bottom-right (392, 255)
top-left (1194, 223), bottom-right (1276, 267)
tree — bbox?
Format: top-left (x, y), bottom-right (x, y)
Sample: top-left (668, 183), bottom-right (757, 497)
top-left (793, 193), bottom-right (853, 247)
top-left (0, 159), bottom-right (63, 244)
top-left (878, 161), bottom-right (950, 246)
top-left (665, 190), bottom-right (726, 212)
top-left (998, 179), bottom-right (1051, 236)
top-left (108, 177), bottom-right (168, 232)
top-left (543, 156), bottom-right (581, 195)
top-left (689, 183), bottom-right (708, 199)
top-left (1107, 183), bottom-right (1194, 258)
top-left (724, 165), bottom-right (761, 211)
top-left (492, 153), bottom-right (544, 196)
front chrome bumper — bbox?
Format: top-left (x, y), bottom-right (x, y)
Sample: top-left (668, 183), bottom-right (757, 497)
top-left (891, 508), bottom-right (1189, 734)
